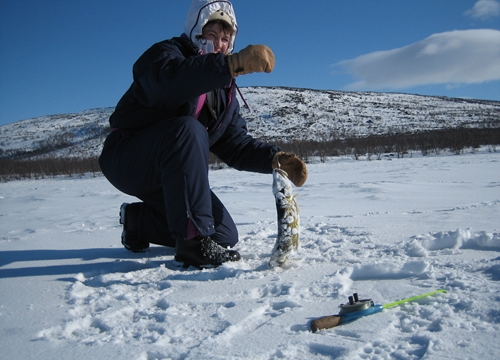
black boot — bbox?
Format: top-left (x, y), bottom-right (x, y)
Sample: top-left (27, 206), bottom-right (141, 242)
top-left (175, 236), bottom-right (241, 268)
top-left (119, 203), bottom-right (149, 252)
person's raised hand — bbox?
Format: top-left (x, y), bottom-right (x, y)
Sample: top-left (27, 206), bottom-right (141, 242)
top-left (227, 45), bottom-right (275, 78)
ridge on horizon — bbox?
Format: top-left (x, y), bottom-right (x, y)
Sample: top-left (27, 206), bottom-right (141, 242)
top-left (2, 87), bottom-right (500, 126)
top-left (0, 87), bottom-right (499, 161)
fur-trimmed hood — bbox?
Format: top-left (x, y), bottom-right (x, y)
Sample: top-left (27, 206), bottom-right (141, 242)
top-left (184, 0), bottom-right (238, 54)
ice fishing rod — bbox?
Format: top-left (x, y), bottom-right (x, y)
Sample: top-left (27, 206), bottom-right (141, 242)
top-left (310, 289), bottom-right (447, 332)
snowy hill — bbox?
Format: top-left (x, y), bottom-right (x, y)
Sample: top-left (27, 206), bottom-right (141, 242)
top-left (0, 107), bottom-right (113, 159)
top-left (0, 87), bottom-right (499, 159)
top-left (242, 87), bottom-right (499, 141)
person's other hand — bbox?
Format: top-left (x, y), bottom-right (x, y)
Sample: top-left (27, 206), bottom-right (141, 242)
top-left (272, 152), bottom-right (308, 187)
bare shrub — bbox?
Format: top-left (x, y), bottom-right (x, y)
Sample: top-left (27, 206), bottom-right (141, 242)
top-left (0, 157), bottom-right (101, 181)
top-left (1, 127), bottom-right (499, 182)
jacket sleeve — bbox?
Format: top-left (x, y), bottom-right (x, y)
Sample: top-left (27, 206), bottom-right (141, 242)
top-left (210, 98), bottom-right (282, 174)
top-left (131, 40), bottom-right (233, 110)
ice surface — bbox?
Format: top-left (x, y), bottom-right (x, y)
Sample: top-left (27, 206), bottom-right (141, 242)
top-left (1, 149), bottom-right (499, 359)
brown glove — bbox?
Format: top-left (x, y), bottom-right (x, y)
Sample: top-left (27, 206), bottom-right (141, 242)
top-left (227, 44), bottom-right (275, 78)
top-left (272, 152), bottom-right (308, 187)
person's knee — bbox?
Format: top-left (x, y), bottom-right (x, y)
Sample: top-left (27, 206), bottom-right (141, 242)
top-left (212, 222), bottom-right (239, 248)
top-left (226, 234), bottom-right (239, 248)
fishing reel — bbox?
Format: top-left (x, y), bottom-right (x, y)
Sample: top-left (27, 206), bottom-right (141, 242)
top-left (339, 293), bottom-right (375, 314)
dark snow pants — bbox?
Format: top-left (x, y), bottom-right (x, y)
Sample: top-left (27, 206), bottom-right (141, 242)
top-left (99, 116), bottom-right (238, 248)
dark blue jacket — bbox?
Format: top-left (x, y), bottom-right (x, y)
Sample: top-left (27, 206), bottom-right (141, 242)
top-left (109, 36), bottom-right (280, 173)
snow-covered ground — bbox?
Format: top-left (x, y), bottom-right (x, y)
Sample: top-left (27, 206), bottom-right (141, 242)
top-left (1, 150), bottom-right (499, 359)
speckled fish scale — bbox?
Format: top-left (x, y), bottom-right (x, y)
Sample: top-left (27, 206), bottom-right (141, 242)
top-left (269, 168), bottom-right (300, 268)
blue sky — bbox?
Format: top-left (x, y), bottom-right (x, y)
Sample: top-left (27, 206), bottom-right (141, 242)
top-left (1, 0), bottom-right (499, 126)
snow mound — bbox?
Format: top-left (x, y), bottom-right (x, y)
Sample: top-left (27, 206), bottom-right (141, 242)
top-left (406, 229), bottom-right (500, 257)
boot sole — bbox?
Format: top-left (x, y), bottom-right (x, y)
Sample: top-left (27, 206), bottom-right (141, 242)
top-left (119, 203), bottom-right (128, 225)
top-left (122, 236), bottom-right (149, 253)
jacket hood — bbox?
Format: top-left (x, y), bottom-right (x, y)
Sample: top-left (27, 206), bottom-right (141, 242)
top-left (184, 0), bottom-right (238, 54)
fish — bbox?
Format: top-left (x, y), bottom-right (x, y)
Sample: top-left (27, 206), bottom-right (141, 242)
top-left (269, 168), bottom-right (300, 268)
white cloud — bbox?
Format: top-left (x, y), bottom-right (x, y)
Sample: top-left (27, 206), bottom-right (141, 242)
top-left (336, 29), bottom-right (500, 91)
top-left (465, 0), bottom-right (500, 20)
